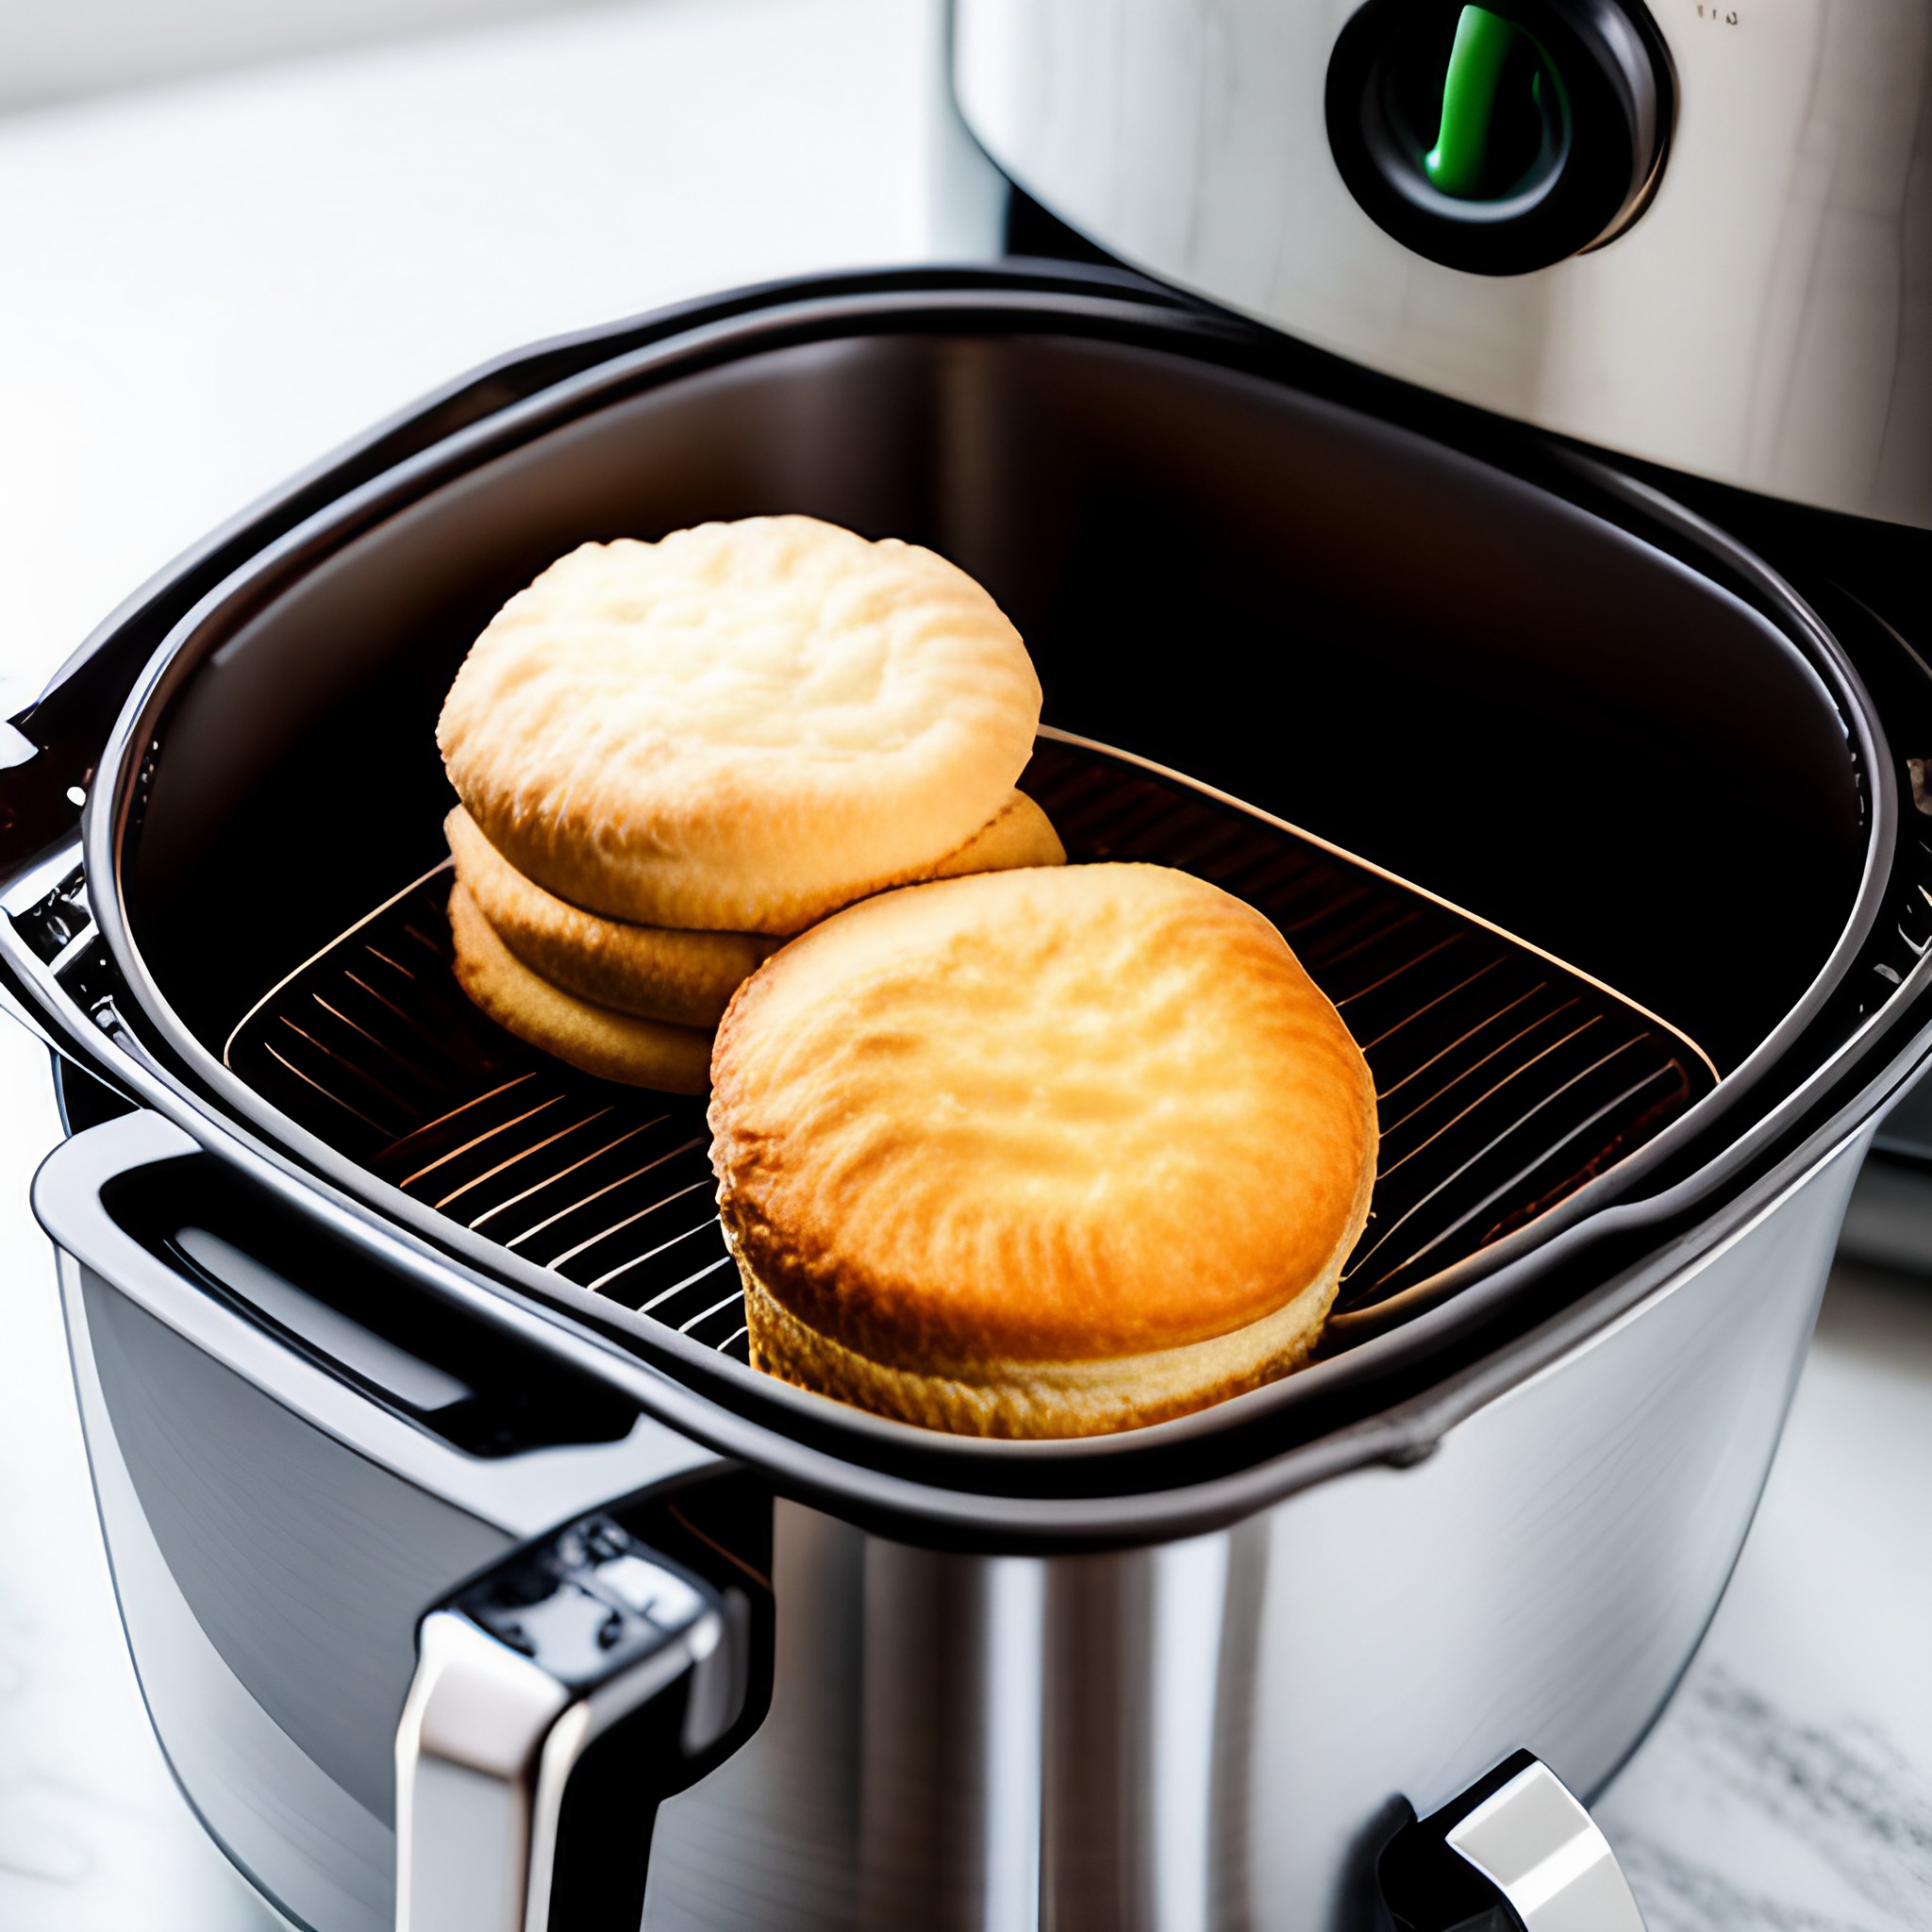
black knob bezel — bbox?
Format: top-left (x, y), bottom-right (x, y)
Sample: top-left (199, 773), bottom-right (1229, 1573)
top-left (1325, 0), bottom-right (1674, 275)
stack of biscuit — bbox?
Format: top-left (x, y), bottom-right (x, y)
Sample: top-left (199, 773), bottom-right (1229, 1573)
top-left (436, 515), bottom-right (1063, 1093)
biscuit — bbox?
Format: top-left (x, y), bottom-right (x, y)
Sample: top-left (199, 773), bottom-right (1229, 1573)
top-left (708, 864), bottom-right (1378, 1438)
top-left (448, 882), bottom-right (712, 1093)
top-left (447, 808), bottom-right (777, 1027)
top-left (438, 517), bottom-right (1042, 934)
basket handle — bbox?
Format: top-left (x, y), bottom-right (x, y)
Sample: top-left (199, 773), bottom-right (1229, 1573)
top-left (395, 1508), bottom-right (753, 1932)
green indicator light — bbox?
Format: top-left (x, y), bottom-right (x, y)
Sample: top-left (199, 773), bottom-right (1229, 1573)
top-left (1424, 5), bottom-right (1522, 197)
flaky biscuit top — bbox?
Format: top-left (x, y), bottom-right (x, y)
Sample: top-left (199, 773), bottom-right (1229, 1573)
top-left (437, 517), bottom-right (1042, 934)
top-left (708, 863), bottom-right (1378, 1368)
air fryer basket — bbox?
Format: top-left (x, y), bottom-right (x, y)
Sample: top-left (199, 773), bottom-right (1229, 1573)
top-left (219, 728), bottom-right (1719, 1366)
top-left (66, 275), bottom-right (1917, 1485)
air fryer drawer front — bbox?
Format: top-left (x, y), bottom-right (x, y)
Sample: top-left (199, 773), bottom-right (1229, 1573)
top-left (36, 1109), bottom-right (739, 1932)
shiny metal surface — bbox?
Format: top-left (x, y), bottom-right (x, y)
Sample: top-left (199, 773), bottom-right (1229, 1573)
top-left (954, 0), bottom-right (1932, 526)
top-left (395, 1577), bottom-right (725, 1932)
top-left (58, 1245), bottom-right (397, 1932)
top-left (396, 1616), bottom-right (570, 1932)
top-left (643, 1129), bottom-right (1867, 1932)
top-left (1446, 1759), bottom-right (1647, 1931)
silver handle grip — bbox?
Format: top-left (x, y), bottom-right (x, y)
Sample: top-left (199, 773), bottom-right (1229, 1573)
top-left (1380, 1751), bottom-right (1646, 1932)
top-left (395, 1511), bottom-right (744, 1932)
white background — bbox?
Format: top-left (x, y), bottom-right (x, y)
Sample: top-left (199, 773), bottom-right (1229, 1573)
top-left (0, 4), bottom-right (1926, 1926)
top-left (0, 0), bottom-right (611, 111)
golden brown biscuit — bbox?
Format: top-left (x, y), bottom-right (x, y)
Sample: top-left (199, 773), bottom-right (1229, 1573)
top-left (708, 864), bottom-right (1378, 1438)
top-left (448, 882), bottom-right (711, 1093)
top-left (438, 517), bottom-right (1042, 934)
top-left (447, 808), bottom-right (778, 1027)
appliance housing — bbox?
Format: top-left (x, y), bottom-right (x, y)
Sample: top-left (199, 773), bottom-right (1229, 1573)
top-left (0, 0), bottom-right (1925, 1921)
top-left (953, 0), bottom-right (1932, 527)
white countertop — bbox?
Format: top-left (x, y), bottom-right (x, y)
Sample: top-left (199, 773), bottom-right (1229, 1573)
top-left (0, 5), bottom-right (1926, 1926)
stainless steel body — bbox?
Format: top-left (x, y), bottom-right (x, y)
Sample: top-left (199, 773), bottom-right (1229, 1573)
top-left (7, 268), bottom-right (1932, 1930)
top-left (36, 1098), bottom-right (1880, 1930)
top-left (953, 0), bottom-right (1932, 526)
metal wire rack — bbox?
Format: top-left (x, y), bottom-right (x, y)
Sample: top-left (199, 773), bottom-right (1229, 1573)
top-left (223, 734), bottom-right (1717, 1361)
